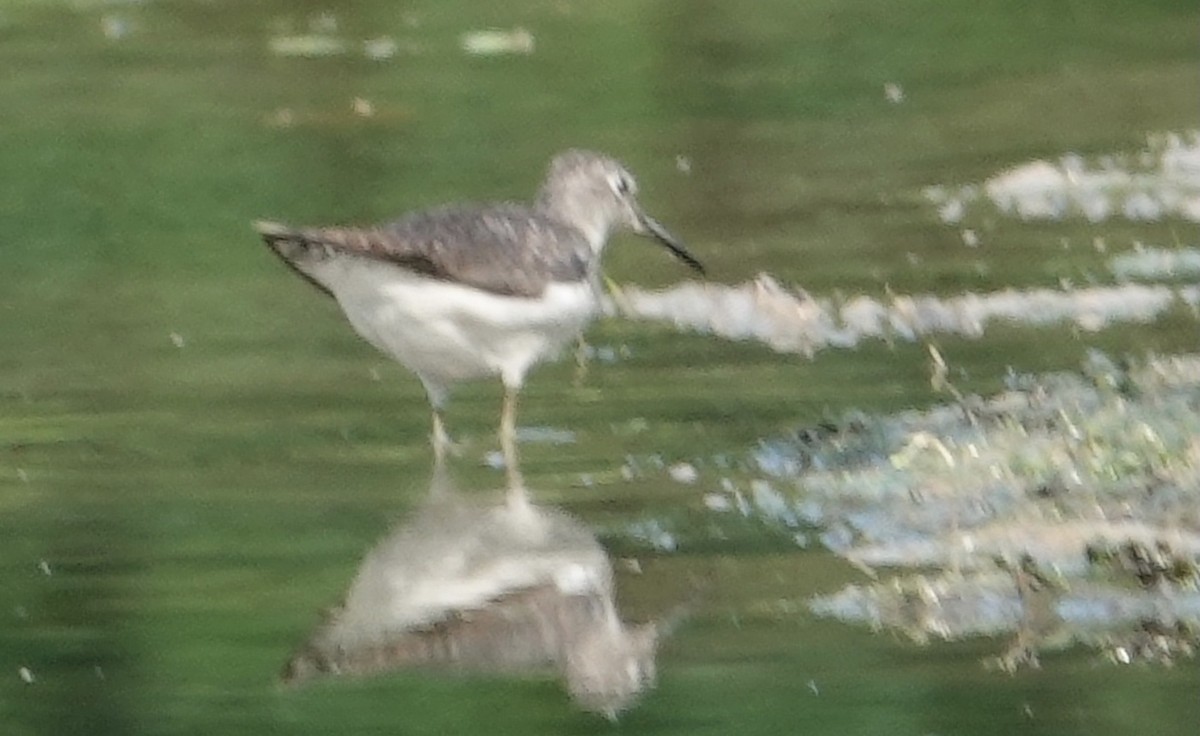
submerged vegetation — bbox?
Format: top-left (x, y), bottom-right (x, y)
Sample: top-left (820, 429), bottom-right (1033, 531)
top-left (802, 352), bottom-right (1200, 666)
top-left (624, 351), bottom-right (1200, 667)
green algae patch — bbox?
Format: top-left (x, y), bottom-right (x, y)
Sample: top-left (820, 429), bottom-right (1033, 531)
top-left (738, 352), bottom-right (1200, 666)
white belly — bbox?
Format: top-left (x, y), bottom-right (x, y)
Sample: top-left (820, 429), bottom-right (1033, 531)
top-left (309, 257), bottom-right (600, 391)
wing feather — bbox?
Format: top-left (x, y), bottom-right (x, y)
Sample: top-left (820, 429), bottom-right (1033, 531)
top-left (255, 205), bottom-right (592, 299)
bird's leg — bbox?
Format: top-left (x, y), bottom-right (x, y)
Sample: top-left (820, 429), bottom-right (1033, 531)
top-left (427, 451), bottom-right (454, 502)
top-left (573, 334), bottom-right (590, 387)
top-left (431, 407), bottom-right (451, 466)
top-left (423, 381), bottom-right (457, 464)
top-left (500, 385), bottom-right (526, 498)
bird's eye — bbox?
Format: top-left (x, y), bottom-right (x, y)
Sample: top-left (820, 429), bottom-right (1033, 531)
top-left (609, 173), bottom-right (632, 196)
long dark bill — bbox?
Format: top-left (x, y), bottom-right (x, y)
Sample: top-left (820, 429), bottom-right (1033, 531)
top-left (637, 212), bottom-right (706, 275)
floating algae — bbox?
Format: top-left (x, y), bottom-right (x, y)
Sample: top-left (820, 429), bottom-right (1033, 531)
top-left (653, 353), bottom-right (1200, 667)
top-left (792, 353), bottom-right (1200, 665)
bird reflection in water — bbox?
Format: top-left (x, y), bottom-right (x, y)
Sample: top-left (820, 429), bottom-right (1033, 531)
top-left (281, 468), bottom-right (685, 719)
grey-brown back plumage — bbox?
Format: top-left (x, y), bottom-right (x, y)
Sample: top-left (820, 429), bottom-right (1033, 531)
top-left (255, 203), bottom-right (593, 299)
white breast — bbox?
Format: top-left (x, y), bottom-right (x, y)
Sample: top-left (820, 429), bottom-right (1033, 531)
top-left (308, 257), bottom-right (600, 389)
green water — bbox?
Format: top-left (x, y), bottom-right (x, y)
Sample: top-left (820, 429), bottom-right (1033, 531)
top-left (2, 0), bottom-right (1198, 733)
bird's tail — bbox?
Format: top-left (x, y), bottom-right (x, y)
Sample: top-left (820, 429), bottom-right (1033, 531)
top-left (253, 220), bottom-right (336, 296)
top-left (254, 220), bottom-right (387, 258)
top-left (253, 220), bottom-right (309, 256)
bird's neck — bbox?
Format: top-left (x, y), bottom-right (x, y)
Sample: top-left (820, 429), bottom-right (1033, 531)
top-left (535, 189), bottom-right (610, 253)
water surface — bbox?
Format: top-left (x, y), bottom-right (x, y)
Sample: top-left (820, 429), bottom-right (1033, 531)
top-left (2, 1), bottom-right (1198, 733)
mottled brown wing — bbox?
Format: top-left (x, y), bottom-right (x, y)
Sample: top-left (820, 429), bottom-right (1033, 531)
top-left (255, 204), bottom-right (592, 298)
top-left (381, 204), bottom-right (593, 297)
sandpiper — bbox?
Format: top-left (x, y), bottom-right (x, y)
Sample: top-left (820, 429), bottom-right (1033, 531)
top-left (255, 150), bottom-right (704, 483)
